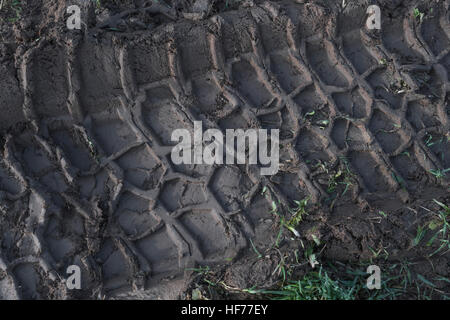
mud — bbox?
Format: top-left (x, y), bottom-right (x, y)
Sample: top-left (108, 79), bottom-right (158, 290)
top-left (0, 0), bottom-right (449, 299)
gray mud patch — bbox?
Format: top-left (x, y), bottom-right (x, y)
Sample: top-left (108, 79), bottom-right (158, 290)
top-left (0, 0), bottom-right (449, 299)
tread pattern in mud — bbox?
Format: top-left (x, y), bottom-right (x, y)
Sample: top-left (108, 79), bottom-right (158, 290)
top-left (0, 1), bottom-right (449, 298)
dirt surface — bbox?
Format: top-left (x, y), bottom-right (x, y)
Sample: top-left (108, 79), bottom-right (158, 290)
top-left (0, 0), bottom-right (449, 299)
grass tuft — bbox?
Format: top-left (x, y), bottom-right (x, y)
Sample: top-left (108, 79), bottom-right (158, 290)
top-left (263, 266), bottom-right (357, 300)
top-left (0, 0), bottom-right (22, 23)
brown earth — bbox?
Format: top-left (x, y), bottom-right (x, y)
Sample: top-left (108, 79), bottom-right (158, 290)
top-left (0, 0), bottom-right (449, 299)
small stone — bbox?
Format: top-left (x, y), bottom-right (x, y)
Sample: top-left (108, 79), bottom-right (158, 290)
top-left (397, 189), bottom-right (410, 203)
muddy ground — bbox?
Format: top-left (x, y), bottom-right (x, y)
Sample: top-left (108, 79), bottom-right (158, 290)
top-left (0, 0), bottom-right (449, 299)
